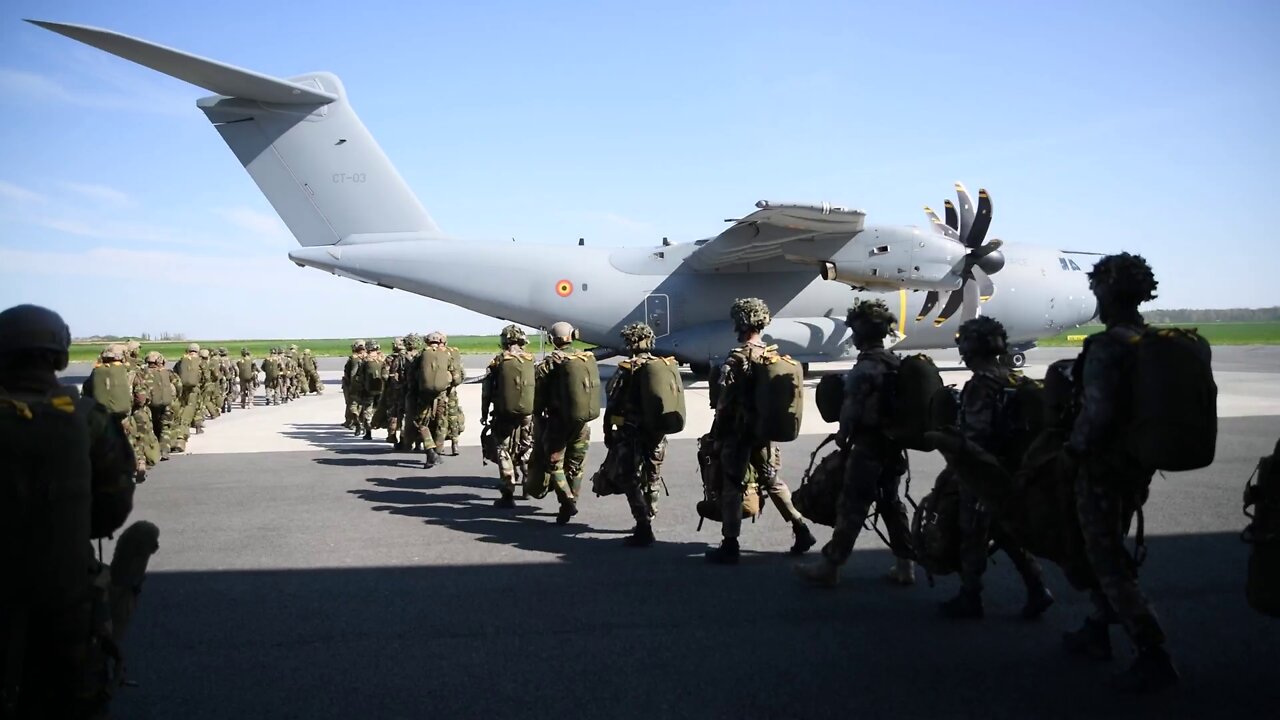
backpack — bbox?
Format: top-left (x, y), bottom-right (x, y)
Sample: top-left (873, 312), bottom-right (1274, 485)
top-left (1244, 438), bottom-right (1280, 617)
top-left (1042, 358), bottom-right (1076, 429)
top-left (176, 357), bottom-right (201, 390)
top-left (911, 472), bottom-right (962, 579)
top-left (815, 374), bottom-right (844, 424)
top-left (491, 352), bottom-right (536, 419)
top-left (694, 433), bottom-right (761, 526)
top-left (1127, 327), bottom-right (1217, 471)
top-left (262, 357), bottom-right (280, 381)
top-left (884, 354), bottom-right (944, 450)
top-left (88, 364), bottom-right (133, 415)
top-left (792, 434), bottom-right (845, 527)
top-left (553, 352), bottom-right (601, 424)
top-left (417, 346), bottom-right (453, 394)
top-left (146, 367), bottom-right (175, 409)
top-left (635, 356), bottom-right (686, 434)
top-left (991, 374), bottom-right (1046, 467)
top-left (362, 355), bottom-right (387, 394)
top-left (751, 346), bottom-right (804, 442)
top-left (237, 358), bottom-right (256, 383)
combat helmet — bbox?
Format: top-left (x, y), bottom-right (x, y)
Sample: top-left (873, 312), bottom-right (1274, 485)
top-left (289, 344), bottom-right (299, 352)
top-left (1087, 252), bottom-right (1158, 306)
top-left (0, 304), bottom-right (72, 361)
top-left (955, 316), bottom-right (1008, 359)
top-left (424, 331), bottom-right (445, 346)
top-left (729, 298), bottom-right (770, 332)
top-left (548, 321), bottom-right (578, 345)
top-left (620, 322), bottom-right (655, 352)
top-left (368, 340), bottom-right (381, 351)
top-left (218, 347), bottom-right (228, 356)
top-left (145, 350), bottom-right (164, 365)
top-left (353, 339), bottom-right (366, 351)
top-left (125, 340), bottom-right (141, 357)
top-left (187, 342), bottom-right (201, 353)
top-left (101, 344), bottom-right (124, 362)
top-left (845, 298), bottom-right (897, 340)
top-left (241, 347), bottom-right (251, 356)
top-left (199, 348), bottom-right (210, 359)
top-left (393, 337), bottom-right (405, 351)
top-left (499, 324), bottom-right (527, 348)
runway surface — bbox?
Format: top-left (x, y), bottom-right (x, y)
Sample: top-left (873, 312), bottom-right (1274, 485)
top-left (82, 346), bottom-right (1278, 718)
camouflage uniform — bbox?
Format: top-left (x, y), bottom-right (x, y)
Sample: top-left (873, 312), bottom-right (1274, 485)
top-left (143, 352), bottom-right (176, 459)
top-left (481, 330), bottom-right (536, 506)
top-left (604, 323), bottom-right (669, 546)
top-left (444, 339), bottom-right (465, 455)
top-left (342, 341), bottom-right (366, 427)
top-left (381, 340), bottom-right (410, 446)
top-left (303, 349), bottom-right (322, 394)
top-left (410, 334), bottom-right (458, 466)
top-left (262, 349), bottom-right (283, 406)
top-left (127, 351), bottom-right (161, 468)
top-left (399, 335), bottom-right (423, 449)
top-left (217, 348), bottom-right (235, 413)
top-left (356, 343), bottom-right (386, 439)
top-left (235, 349), bottom-right (259, 408)
top-left (534, 333), bottom-right (592, 524)
top-left (83, 346), bottom-right (150, 480)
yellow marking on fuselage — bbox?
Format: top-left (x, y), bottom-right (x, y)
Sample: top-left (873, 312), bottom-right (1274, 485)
top-left (898, 288), bottom-right (908, 335)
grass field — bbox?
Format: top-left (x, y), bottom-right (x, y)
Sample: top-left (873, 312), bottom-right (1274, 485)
top-left (1039, 321), bottom-right (1280, 347)
top-left (68, 336), bottom-right (527, 363)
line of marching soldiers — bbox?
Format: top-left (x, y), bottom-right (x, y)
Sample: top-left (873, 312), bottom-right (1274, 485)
top-left (81, 342), bottom-right (324, 478)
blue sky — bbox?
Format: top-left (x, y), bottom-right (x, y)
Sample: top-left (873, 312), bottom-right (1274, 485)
top-left (1, 0), bottom-right (1277, 338)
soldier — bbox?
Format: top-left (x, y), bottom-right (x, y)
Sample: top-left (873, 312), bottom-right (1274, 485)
top-left (480, 325), bottom-right (536, 508)
top-left (409, 332), bottom-right (458, 468)
top-left (278, 347), bottom-right (294, 403)
top-left (441, 332), bottom-right (465, 456)
top-left (0, 304), bottom-right (159, 719)
top-left (196, 348), bottom-right (220, 420)
top-left (122, 342), bottom-right (161, 470)
top-left (531, 322), bottom-right (596, 524)
top-left (303, 348), bottom-right (322, 394)
top-left (604, 322), bottom-right (669, 547)
top-left (83, 344), bottom-right (149, 483)
top-left (1062, 253), bottom-right (1178, 691)
top-left (401, 334), bottom-right (424, 451)
top-left (705, 298), bottom-right (815, 564)
top-left (796, 299), bottom-right (914, 585)
top-left (143, 351), bottom-right (177, 460)
top-left (217, 347), bottom-right (235, 414)
top-left (382, 338), bottom-right (410, 447)
top-left (356, 340), bottom-right (387, 440)
top-left (936, 316), bottom-right (1053, 619)
top-left (173, 343), bottom-right (205, 435)
top-left (342, 340), bottom-right (366, 428)
top-left (236, 348), bottom-right (259, 408)
top-left (261, 348), bottom-right (283, 406)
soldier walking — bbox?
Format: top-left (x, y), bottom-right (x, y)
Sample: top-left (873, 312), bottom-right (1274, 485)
top-left (480, 325), bottom-right (536, 508)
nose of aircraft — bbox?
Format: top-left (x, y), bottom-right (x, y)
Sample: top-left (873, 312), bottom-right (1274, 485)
top-left (1058, 267), bottom-right (1097, 329)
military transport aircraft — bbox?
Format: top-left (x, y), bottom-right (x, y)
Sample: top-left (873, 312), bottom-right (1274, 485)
top-left (32, 20), bottom-right (1098, 370)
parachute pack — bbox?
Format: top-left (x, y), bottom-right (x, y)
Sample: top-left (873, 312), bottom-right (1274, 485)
top-left (815, 374), bottom-right (844, 424)
top-left (145, 367), bottom-right (174, 409)
top-left (911, 472), bottom-right (962, 579)
top-left (634, 356), bottom-right (686, 434)
top-left (491, 351), bottom-right (536, 419)
top-left (1244, 438), bottom-right (1280, 617)
top-left (883, 354), bottom-right (944, 450)
top-left (989, 373), bottom-right (1047, 465)
top-left (552, 351), bottom-right (601, 425)
top-left (417, 346), bottom-right (453, 394)
top-left (362, 355), bottom-right (387, 394)
top-left (237, 358), bottom-right (256, 383)
top-left (88, 364), bottom-right (133, 416)
top-left (792, 434), bottom-right (844, 527)
top-left (694, 433), bottom-right (762, 525)
top-left (176, 357), bottom-right (202, 390)
top-left (751, 346), bottom-right (804, 442)
top-left (1124, 327), bottom-right (1217, 471)
top-left (261, 357), bottom-right (279, 381)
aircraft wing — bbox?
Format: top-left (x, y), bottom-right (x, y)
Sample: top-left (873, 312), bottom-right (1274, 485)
top-left (688, 201), bottom-right (866, 270)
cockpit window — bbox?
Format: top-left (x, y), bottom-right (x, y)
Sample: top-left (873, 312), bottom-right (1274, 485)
top-left (1058, 258), bottom-right (1070, 270)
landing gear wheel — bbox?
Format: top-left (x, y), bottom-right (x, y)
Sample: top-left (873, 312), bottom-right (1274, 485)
top-left (1010, 352), bottom-right (1027, 369)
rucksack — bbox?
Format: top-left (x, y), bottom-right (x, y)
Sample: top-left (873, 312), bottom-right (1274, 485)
top-left (751, 346), bottom-right (804, 442)
top-left (884, 354), bottom-right (944, 450)
top-left (362, 355), bottom-right (387, 394)
top-left (237, 358), bottom-right (256, 383)
top-left (176, 357), bottom-right (201, 390)
top-left (88, 364), bottom-right (133, 416)
top-left (911, 472), bottom-right (962, 579)
top-left (990, 374), bottom-right (1046, 467)
top-left (491, 352), bottom-right (536, 419)
top-left (815, 374), bottom-right (844, 424)
top-left (146, 367), bottom-right (175, 409)
top-left (1127, 327), bottom-right (1217, 471)
top-left (635, 356), bottom-right (686, 434)
top-left (694, 433), bottom-right (761, 526)
top-left (552, 352), bottom-right (601, 425)
top-left (793, 434), bottom-right (845, 527)
top-left (262, 357), bottom-right (280, 381)
top-left (1042, 358), bottom-right (1076, 430)
top-left (1244, 438), bottom-right (1280, 617)
top-left (417, 346), bottom-right (453, 394)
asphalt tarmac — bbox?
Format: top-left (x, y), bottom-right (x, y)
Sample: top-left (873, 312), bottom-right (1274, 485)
top-left (82, 346), bottom-right (1279, 719)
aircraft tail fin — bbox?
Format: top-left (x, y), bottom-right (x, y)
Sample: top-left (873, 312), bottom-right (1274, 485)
top-left (29, 20), bottom-right (441, 246)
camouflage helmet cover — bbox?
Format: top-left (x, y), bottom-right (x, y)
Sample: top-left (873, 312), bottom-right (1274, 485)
top-left (425, 331), bottom-right (445, 345)
top-left (289, 344), bottom-right (298, 351)
top-left (369, 340), bottom-right (381, 351)
top-left (101, 344), bottom-right (124, 361)
top-left (1087, 252), bottom-right (1158, 305)
top-left (729, 297), bottom-right (771, 331)
top-left (145, 350), bottom-right (164, 364)
top-left (218, 347), bottom-right (228, 356)
top-left (199, 348), bottom-right (210, 359)
top-left (125, 340), bottom-right (141, 355)
top-left (404, 333), bottom-right (422, 350)
top-left (187, 343), bottom-right (201, 353)
top-left (845, 298), bottom-right (897, 335)
top-left (955, 316), bottom-right (1008, 358)
top-left (499, 324), bottom-right (527, 347)
top-left (620, 322), bottom-right (655, 350)
top-left (353, 339), bottom-right (366, 351)
top-left (0, 304), bottom-right (72, 356)
top-left (304, 348), bottom-right (312, 354)
top-left (241, 347), bottom-right (251, 356)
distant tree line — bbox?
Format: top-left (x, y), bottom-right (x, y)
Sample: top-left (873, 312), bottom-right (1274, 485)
top-left (73, 332), bottom-right (187, 343)
top-left (1144, 307), bottom-right (1280, 323)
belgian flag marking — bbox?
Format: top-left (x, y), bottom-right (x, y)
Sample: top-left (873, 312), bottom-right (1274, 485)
top-left (555, 279), bottom-right (574, 297)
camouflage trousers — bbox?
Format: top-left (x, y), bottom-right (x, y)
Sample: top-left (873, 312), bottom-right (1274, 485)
top-left (958, 481), bottom-right (1045, 596)
top-left (620, 431), bottom-right (666, 525)
top-left (381, 385), bottom-right (406, 438)
top-left (202, 382), bottom-right (221, 418)
top-left (240, 381), bottom-right (256, 408)
top-left (151, 404), bottom-right (175, 456)
top-left (823, 443), bottom-right (912, 565)
top-left (415, 391), bottom-right (449, 451)
top-left (718, 437), bottom-right (800, 540)
top-left (490, 414), bottom-right (534, 495)
top-left (357, 392), bottom-right (382, 435)
top-left (130, 405), bottom-right (160, 467)
top-left (539, 418), bottom-right (591, 509)
top-left (446, 387), bottom-right (465, 441)
top-left (1075, 455), bottom-right (1165, 649)
top-left (178, 385), bottom-right (203, 431)
top-left (266, 378), bottom-right (284, 405)
top-left (306, 370), bottom-right (323, 394)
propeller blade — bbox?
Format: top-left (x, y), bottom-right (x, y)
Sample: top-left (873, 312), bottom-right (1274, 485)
top-left (970, 238), bottom-right (1004, 261)
top-left (960, 277), bottom-right (981, 322)
top-left (954, 182), bottom-right (976, 247)
top-left (963, 188), bottom-right (993, 249)
top-left (933, 289), bottom-right (966, 326)
top-left (943, 200), bottom-right (959, 231)
top-left (923, 206), bottom-right (959, 240)
top-left (973, 266), bottom-right (995, 302)
top-left (917, 290), bottom-right (940, 320)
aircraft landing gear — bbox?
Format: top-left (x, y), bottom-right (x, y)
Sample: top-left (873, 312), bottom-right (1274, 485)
top-left (1007, 344), bottom-right (1034, 369)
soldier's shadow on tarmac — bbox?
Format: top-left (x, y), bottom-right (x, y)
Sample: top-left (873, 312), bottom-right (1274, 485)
top-left (282, 422), bottom-right (390, 452)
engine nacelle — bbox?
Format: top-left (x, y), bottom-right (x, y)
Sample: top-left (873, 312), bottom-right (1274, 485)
top-left (814, 226), bottom-right (965, 291)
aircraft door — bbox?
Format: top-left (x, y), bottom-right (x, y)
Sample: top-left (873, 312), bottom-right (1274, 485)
top-left (645, 294), bottom-right (670, 338)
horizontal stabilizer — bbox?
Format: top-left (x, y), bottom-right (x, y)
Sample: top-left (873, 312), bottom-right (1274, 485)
top-left (27, 20), bottom-right (337, 104)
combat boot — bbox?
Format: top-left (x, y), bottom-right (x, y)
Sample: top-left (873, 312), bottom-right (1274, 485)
top-left (387, 431), bottom-right (399, 446)
top-left (1062, 617), bottom-right (1113, 660)
top-left (704, 538), bottom-right (740, 565)
top-left (555, 503), bottom-right (579, 525)
top-left (494, 492), bottom-right (516, 509)
top-left (623, 523), bottom-right (655, 548)
top-left (449, 439), bottom-right (459, 457)
top-left (885, 558), bottom-right (916, 586)
top-left (423, 448), bottom-right (442, 469)
top-left (939, 590), bottom-right (985, 619)
top-left (363, 429), bottom-right (373, 441)
top-left (1113, 646), bottom-right (1179, 693)
top-left (789, 521), bottom-right (817, 555)
top-left (1022, 584), bottom-right (1055, 620)
top-left (794, 557), bottom-right (840, 588)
